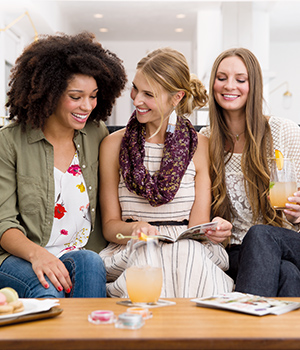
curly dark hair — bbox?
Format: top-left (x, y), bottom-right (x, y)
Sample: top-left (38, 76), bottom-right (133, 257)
top-left (6, 32), bottom-right (127, 129)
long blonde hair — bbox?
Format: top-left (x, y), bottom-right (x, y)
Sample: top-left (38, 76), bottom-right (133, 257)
top-left (136, 48), bottom-right (208, 118)
top-left (209, 47), bottom-right (284, 226)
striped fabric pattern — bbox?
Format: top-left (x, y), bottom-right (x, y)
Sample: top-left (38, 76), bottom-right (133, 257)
top-left (100, 142), bottom-right (234, 298)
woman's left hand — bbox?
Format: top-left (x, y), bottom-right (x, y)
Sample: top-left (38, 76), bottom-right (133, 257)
top-left (205, 217), bottom-right (232, 244)
top-left (284, 191), bottom-right (300, 224)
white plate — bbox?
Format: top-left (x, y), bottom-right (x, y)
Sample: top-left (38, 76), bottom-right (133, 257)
top-left (0, 299), bottom-right (60, 320)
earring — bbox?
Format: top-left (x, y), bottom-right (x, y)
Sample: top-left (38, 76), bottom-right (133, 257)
top-left (166, 110), bottom-right (177, 133)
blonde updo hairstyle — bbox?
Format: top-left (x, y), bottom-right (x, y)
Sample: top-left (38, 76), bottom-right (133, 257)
top-left (136, 48), bottom-right (208, 117)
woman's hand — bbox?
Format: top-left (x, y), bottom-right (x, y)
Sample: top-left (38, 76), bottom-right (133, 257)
top-left (204, 217), bottom-right (232, 244)
top-left (284, 191), bottom-right (300, 224)
top-left (0, 228), bottom-right (72, 293)
top-left (132, 222), bottom-right (160, 237)
top-left (29, 246), bottom-right (72, 293)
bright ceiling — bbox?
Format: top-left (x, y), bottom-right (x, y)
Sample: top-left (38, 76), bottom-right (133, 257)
top-left (1, 0), bottom-right (300, 43)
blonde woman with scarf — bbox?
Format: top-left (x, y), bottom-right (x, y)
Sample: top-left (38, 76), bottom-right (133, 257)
top-left (99, 48), bottom-right (234, 298)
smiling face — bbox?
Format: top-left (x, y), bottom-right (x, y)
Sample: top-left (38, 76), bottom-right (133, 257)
top-left (213, 56), bottom-right (249, 115)
top-left (49, 74), bottom-right (98, 131)
top-left (130, 69), bottom-right (174, 127)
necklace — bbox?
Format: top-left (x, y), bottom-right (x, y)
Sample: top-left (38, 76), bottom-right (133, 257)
top-left (232, 131), bottom-right (245, 141)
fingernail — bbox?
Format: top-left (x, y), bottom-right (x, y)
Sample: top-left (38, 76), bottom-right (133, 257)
top-left (58, 286), bottom-right (63, 292)
top-left (66, 288), bottom-right (71, 293)
top-left (44, 283), bottom-right (49, 289)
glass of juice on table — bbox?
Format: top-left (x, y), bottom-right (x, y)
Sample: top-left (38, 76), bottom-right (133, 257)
top-left (269, 157), bottom-right (297, 210)
top-left (126, 234), bottom-right (162, 304)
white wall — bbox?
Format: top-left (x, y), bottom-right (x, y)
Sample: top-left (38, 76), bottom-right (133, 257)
top-left (269, 42), bottom-right (300, 125)
top-left (1, 2), bottom-right (299, 127)
top-left (0, 1), bottom-right (66, 124)
top-left (0, 16), bottom-right (27, 121)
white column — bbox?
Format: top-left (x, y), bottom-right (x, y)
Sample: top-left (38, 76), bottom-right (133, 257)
top-left (194, 6), bottom-right (223, 125)
top-left (221, 2), bottom-right (272, 111)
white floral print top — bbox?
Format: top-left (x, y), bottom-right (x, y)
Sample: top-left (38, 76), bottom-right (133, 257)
top-left (45, 152), bottom-right (91, 257)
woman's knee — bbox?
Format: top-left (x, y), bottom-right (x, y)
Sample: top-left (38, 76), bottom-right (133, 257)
top-left (32, 278), bottom-right (65, 298)
top-left (243, 224), bottom-right (273, 246)
top-left (61, 250), bottom-right (106, 297)
top-left (62, 250), bottom-right (106, 277)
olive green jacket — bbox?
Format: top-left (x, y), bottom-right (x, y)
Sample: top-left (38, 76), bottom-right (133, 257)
top-left (0, 121), bottom-right (108, 265)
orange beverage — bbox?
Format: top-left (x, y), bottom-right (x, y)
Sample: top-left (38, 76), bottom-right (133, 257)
top-left (269, 181), bottom-right (297, 209)
top-left (126, 265), bottom-right (162, 303)
top-left (269, 157), bottom-right (297, 210)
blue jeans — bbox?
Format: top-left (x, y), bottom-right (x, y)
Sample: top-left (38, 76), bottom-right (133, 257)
top-left (0, 250), bottom-right (106, 298)
top-left (235, 224), bottom-right (300, 297)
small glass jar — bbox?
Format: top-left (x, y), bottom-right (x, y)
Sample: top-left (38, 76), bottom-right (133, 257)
top-left (115, 312), bottom-right (144, 330)
top-left (126, 307), bottom-right (152, 320)
top-left (88, 310), bottom-right (116, 324)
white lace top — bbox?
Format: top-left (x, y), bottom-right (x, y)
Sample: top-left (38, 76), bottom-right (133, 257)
top-left (200, 116), bottom-right (300, 244)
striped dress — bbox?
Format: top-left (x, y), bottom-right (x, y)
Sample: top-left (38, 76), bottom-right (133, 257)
top-left (99, 142), bottom-right (234, 298)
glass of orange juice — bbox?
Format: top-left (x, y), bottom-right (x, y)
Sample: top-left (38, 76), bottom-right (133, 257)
top-left (126, 236), bottom-right (162, 304)
top-left (269, 158), bottom-right (297, 210)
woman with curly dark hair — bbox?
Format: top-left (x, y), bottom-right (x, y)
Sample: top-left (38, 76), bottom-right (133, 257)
top-left (0, 32), bottom-right (127, 298)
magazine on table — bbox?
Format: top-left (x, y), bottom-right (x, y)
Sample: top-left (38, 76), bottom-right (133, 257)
top-left (191, 292), bottom-right (300, 316)
top-left (158, 221), bottom-right (218, 243)
top-left (117, 299), bottom-right (176, 308)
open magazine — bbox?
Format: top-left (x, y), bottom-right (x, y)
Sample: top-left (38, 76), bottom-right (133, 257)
top-left (191, 292), bottom-right (300, 316)
top-left (158, 221), bottom-right (218, 243)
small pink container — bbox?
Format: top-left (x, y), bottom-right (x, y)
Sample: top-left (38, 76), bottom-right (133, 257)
top-left (88, 310), bottom-right (116, 324)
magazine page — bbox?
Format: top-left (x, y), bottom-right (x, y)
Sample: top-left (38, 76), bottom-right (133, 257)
top-left (178, 221), bottom-right (218, 240)
top-left (191, 292), bottom-right (300, 316)
top-left (158, 221), bottom-right (218, 243)
top-left (117, 299), bottom-right (176, 308)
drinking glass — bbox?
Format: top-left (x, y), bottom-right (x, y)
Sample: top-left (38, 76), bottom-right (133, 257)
top-left (269, 158), bottom-right (297, 210)
top-left (126, 237), bottom-right (163, 304)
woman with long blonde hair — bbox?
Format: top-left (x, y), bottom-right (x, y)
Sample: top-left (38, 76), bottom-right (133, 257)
top-left (99, 47), bottom-right (234, 298)
top-left (200, 47), bottom-right (300, 296)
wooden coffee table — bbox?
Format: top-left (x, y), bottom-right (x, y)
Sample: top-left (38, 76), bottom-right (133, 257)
top-left (1, 298), bottom-right (300, 349)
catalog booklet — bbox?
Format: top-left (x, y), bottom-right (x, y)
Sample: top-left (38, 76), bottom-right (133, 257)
top-left (191, 292), bottom-right (300, 316)
top-left (117, 299), bottom-right (176, 308)
top-left (159, 221), bottom-right (218, 243)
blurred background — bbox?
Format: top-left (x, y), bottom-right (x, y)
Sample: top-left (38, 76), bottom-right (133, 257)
top-left (0, 0), bottom-right (299, 127)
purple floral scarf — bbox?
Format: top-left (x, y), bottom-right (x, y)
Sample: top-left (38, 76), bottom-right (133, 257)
top-left (119, 111), bottom-right (198, 207)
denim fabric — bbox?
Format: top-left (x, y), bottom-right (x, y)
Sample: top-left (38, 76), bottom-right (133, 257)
top-left (226, 244), bottom-right (241, 282)
top-left (235, 224), bottom-right (300, 297)
top-left (0, 250), bottom-right (106, 298)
